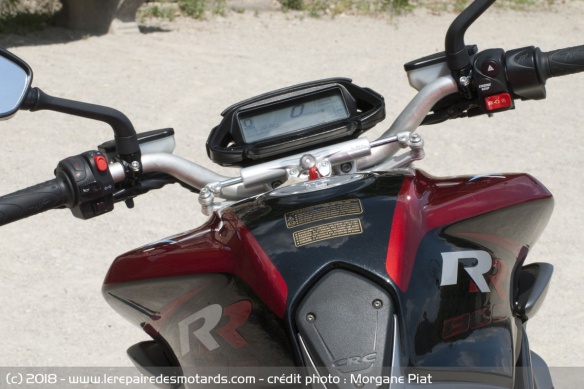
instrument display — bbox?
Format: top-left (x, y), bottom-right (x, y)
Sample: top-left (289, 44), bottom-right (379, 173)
top-left (207, 78), bottom-right (385, 167)
top-left (239, 90), bottom-right (349, 143)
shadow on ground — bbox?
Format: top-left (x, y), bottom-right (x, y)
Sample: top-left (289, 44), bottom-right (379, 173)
top-left (0, 0), bottom-right (276, 49)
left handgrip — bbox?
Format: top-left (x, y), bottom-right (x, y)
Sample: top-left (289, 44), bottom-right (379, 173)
top-left (0, 175), bottom-right (73, 226)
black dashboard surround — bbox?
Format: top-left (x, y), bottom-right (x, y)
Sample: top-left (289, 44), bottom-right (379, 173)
top-left (206, 78), bottom-right (385, 167)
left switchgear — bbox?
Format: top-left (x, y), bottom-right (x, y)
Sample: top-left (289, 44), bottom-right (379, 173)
top-left (56, 151), bottom-right (115, 220)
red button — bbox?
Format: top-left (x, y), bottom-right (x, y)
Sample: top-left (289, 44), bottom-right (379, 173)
top-left (94, 155), bottom-right (108, 172)
top-left (308, 166), bottom-right (320, 180)
top-left (484, 93), bottom-right (512, 111)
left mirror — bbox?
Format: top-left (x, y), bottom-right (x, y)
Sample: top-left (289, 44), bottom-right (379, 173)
top-left (0, 48), bottom-right (32, 119)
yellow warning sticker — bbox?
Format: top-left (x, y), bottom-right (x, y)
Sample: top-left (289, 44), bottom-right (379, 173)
top-left (284, 199), bottom-right (363, 229)
top-left (292, 218), bottom-right (363, 247)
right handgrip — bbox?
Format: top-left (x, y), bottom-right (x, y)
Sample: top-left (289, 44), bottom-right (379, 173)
top-left (537, 45), bottom-right (584, 80)
top-left (0, 175), bottom-right (73, 226)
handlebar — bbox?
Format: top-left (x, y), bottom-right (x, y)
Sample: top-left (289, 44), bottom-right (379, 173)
top-left (2, 41), bottom-right (581, 225)
top-left (0, 41), bottom-right (582, 225)
top-left (0, 175), bottom-right (72, 226)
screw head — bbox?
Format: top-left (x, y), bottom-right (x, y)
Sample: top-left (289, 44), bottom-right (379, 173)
top-left (459, 76), bottom-right (471, 87)
top-left (306, 313), bottom-right (316, 323)
top-left (372, 299), bottom-right (383, 309)
top-left (130, 161), bottom-right (140, 172)
top-left (354, 382), bottom-right (364, 388)
top-left (300, 154), bottom-right (316, 169)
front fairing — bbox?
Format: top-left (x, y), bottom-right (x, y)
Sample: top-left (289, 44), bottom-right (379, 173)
top-left (103, 169), bottom-right (553, 387)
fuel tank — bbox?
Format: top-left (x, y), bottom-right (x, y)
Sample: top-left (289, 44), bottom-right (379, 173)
top-left (103, 169), bottom-right (553, 387)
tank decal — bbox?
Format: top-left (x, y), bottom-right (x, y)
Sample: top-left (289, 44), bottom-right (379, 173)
top-left (284, 199), bottom-right (364, 228)
top-left (386, 171), bottom-right (553, 292)
top-left (292, 218), bottom-right (364, 247)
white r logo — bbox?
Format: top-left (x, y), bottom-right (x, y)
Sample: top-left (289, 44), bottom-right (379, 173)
top-left (179, 304), bottom-right (223, 355)
top-left (178, 300), bottom-right (252, 356)
top-left (440, 250), bottom-right (492, 293)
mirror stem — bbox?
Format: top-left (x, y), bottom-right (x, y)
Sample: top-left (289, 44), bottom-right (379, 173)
top-left (445, 0), bottom-right (496, 71)
top-left (22, 87), bottom-right (141, 167)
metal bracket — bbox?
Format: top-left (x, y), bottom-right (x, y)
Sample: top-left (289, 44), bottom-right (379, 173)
top-left (376, 132), bottom-right (425, 170)
top-left (198, 177), bottom-right (243, 216)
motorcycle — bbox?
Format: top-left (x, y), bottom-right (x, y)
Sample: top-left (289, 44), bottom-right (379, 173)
top-left (1, 0), bottom-right (583, 387)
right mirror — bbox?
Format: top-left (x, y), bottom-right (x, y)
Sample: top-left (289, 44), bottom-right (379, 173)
top-left (0, 48), bottom-right (33, 119)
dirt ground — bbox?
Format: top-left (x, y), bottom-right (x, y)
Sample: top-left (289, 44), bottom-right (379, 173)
top-left (1, 0), bottom-right (583, 384)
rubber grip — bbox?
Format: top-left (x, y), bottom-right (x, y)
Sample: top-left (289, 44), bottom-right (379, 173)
top-left (540, 45), bottom-right (584, 79)
top-left (0, 176), bottom-right (72, 226)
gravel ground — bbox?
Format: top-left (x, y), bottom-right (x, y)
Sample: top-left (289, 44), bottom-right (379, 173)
top-left (0, 0), bottom-right (583, 385)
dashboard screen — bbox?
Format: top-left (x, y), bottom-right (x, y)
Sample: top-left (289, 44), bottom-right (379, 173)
top-left (239, 90), bottom-right (349, 143)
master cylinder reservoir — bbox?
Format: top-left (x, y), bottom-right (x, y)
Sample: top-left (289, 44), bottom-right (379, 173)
top-left (404, 46), bottom-right (477, 91)
top-left (98, 128), bottom-right (176, 159)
